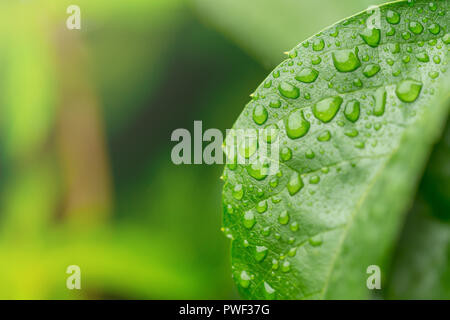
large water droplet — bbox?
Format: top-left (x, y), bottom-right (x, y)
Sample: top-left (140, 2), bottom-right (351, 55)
top-left (313, 96), bottom-right (343, 122)
top-left (344, 100), bottom-right (360, 122)
top-left (332, 48), bottom-right (361, 72)
top-left (360, 28), bottom-right (381, 47)
top-left (285, 110), bottom-right (310, 139)
top-left (363, 64), bottom-right (380, 78)
top-left (287, 172), bottom-right (304, 196)
top-left (295, 68), bottom-right (319, 83)
top-left (278, 81), bottom-right (300, 99)
top-left (243, 211), bottom-right (256, 229)
top-left (428, 23), bottom-right (441, 35)
top-left (255, 246), bottom-right (268, 262)
top-left (395, 79), bottom-right (422, 102)
top-left (373, 87), bottom-right (386, 116)
top-left (253, 105), bottom-right (268, 125)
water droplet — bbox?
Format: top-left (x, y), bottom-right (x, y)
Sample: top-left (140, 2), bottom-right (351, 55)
top-left (270, 99), bottom-right (281, 108)
top-left (389, 43), bottom-right (400, 54)
top-left (295, 68), bottom-right (319, 83)
top-left (317, 130), bottom-right (332, 142)
top-left (264, 282), bottom-right (276, 297)
top-left (395, 79), bottom-right (422, 102)
top-left (312, 38), bottom-right (325, 51)
top-left (272, 259), bottom-right (279, 270)
top-left (386, 10), bottom-right (400, 24)
top-left (305, 149), bottom-right (315, 159)
top-left (288, 247), bottom-right (297, 257)
top-left (232, 184), bottom-right (244, 200)
top-left (353, 78), bottom-right (363, 87)
top-left (239, 271), bottom-right (251, 288)
top-left (313, 96), bottom-right (343, 122)
top-left (270, 177), bottom-right (278, 188)
top-left (402, 55), bottom-right (411, 64)
top-left (309, 235), bottom-right (323, 247)
top-left (256, 200), bottom-right (268, 213)
top-left (443, 33), bottom-right (450, 44)
top-left (255, 246), bottom-right (268, 262)
top-left (287, 172), bottom-right (304, 196)
top-left (285, 110), bottom-right (310, 139)
top-left (344, 100), bottom-right (360, 122)
top-left (253, 105), bottom-right (268, 125)
top-left (332, 48), bottom-right (361, 72)
top-left (226, 204), bottom-right (234, 214)
top-left (373, 87), bottom-right (386, 116)
top-left (408, 21), bottom-right (423, 34)
top-left (402, 31), bottom-right (411, 40)
top-left (281, 261), bottom-right (291, 273)
top-left (279, 81), bottom-right (300, 99)
top-left (290, 221), bottom-right (299, 232)
top-left (428, 2), bottom-right (437, 11)
top-left (415, 52), bottom-right (430, 62)
top-left (428, 71), bottom-right (439, 79)
top-left (345, 128), bottom-right (359, 137)
top-left (243, 211), bottom-right (256, 229)
top-left (278, 210), bottom-right (290, 225)
top-left (362, 64), bottom-right (380, 78)
top-left (428, 23), bottom-right (441, 35)
top-left (360, 28), bottom-right (381, 47)
top-left (309, 175), bottom-right (320, 184)
top-left (433, 55), bottom-right (441, 64)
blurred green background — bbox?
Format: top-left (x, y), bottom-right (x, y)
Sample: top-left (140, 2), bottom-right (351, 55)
top-left (1, 0), bottom-right (434, 299)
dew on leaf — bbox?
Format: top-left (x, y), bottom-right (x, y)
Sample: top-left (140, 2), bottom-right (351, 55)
top-left (332, 48), bottom-right (361, 72)
top-left (395, 79), bottom-right (422, 102)
top-left (287, 172), bottom-right (304, 196)
top-left (285, 110), bottom-right (310, 139)
top-left (278, 81), bottom-right (300, 99)
top-left (255, 246), bottom-right (268, 262)
top-left (344, 100), bottom-right (360, 122)
top-left (408, 21), bottom-right (423, 34)
top-left (360, 28), bottom-right (381, 47)
top-left (386, 10), bottom-right (400, 24)
top-left (313, 96), bottom-right (343, 122)
top-left (253, 105), bottom-right (268, 125)
top-left (243, 211), bottom-right (256, 229)
top-left (279, 210), bottom-right (290, 225)
top-left (232, 184), bottom-right (244, 200)
top-left (295, 68), bottom-right (319, 83)
top-left (363, 64), bottom-right (380, 78)
top-left (373, 87), bottom-right (386, 116)
top-left (280, 147), bottom-right (292, 162)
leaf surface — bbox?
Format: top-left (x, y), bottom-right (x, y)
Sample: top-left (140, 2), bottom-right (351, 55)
top-left (221, 0), bottom-right (450, 299)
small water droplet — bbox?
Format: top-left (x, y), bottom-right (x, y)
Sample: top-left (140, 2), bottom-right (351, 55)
top-left (255, 246), bottom-right (268, 262)
top-left (408, 21), bottom-right (423, 34)
top-left (373, 87), bottom-right (386, 116)
top-left (281, 261), bottom-right (291, 273)
top-left (313, 96), bottom-right (343, 122)
top-left (278, 210), bottom-right (290, 225)
top-left (309, 235), bottom-right (323, 247)
top-left (428, 23), bottom-right (441, 35)
top-left (415, 52), bottom-right (430, 62)
top-left (395, 79), bottom-right (422, 102)
top-left (287, 172), bottom-right (304, 196)
top-left (344, 128), bottom-right (359, 137)
top-left (256, 200), bottom-right (268, 213)
top-left (239, 271), bottom-right (251, 288)
top-left (253, 105), bottom-right (268, 125)
top-left (386, 10), bottom-right (400, 24)
top-left (264, 282), bottom-right (276, 297)
top-left (232, 184), bottom-right (244, 200)
top-left (243, 211), bottom-right (256, 229)
top-left (344, 100), bottom-right (360, 122)
top-left (363, 64), bottom-right (380, 78)
top-left (317, 130), bottom-right (332, 142)
top-left (290, 221), bottom-right (299, 232)
top-left (312, 38), bottom-right (325, 51)
top-left (288, 247), bottom-right (297, 257)
top-left (309, 175), bottom-right (320, 184)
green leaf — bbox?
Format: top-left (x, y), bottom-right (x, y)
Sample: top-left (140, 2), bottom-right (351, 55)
top-left (386, 120), bottom-right (450, 299)
top-left (221, 0), bottom-right (450, 299)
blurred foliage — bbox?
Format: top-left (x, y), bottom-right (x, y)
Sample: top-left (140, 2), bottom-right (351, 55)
top-left (0, 0), bottom-right (447, 299)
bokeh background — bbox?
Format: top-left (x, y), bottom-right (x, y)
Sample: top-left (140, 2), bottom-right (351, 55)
top-left (2, 0), bottom-right (443, 299)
